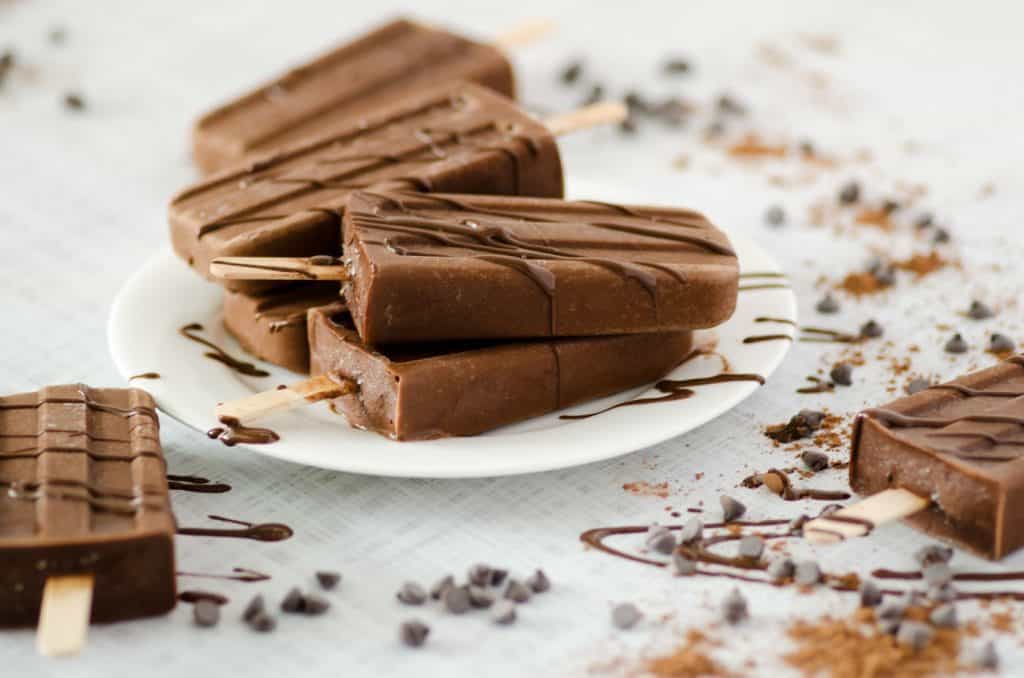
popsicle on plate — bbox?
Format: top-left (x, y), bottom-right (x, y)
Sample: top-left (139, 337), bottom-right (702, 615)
top-left (192, 17), bottom-right (543, 173)
top-left (0, 385), bottom-right (176, 640)
top-left (223, 283), bottom-right (340, 373)
top-left (170, 82), bottom-right (567, 295)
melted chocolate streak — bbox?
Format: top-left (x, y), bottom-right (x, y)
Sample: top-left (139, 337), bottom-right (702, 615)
top-left (179, 323), bottom-right (270, 377)
top-left (561, 373), bottom-right (765, 420)
top-left (167, 474), bottom-right (231, 494)
top-left (177, 514), bottom-right (293, 542)
top-left (207, 416), bottom-right (280, 447)
top-left (178, 590), bottom-right (229, 605)
top-left (177, 567), bottom-right (270, 583)
top-left (748, 318), bottom-right (859, 345)
top-left (128, 372), bottom-right (161, 380)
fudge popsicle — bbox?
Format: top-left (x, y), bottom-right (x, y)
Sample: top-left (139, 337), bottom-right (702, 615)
top-left (171, 82), bottom-right (567, 295)
top-left (812, 355), bottom-right (1024, 559)
top-left (223, 283), bottom-right (340, 373)
top-left (306, 305), bottom-right (695, 440)
top-left (0, 385), bottom-right (176, 639)
top-left (193, 17), bottom-right (540, 173)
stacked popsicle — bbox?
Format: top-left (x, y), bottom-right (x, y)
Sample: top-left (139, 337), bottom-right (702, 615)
top-left (171, 17), bottom-right (741, 441)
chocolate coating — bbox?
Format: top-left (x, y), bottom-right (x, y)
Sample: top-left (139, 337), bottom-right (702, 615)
top-left (308, 307), bottom-right (694, 441)
top-left (0, 385), bottom-right (177, 625)
top-left (851, 355), bottom-right (1024, 559)
top-left (343, 191), bottom-right (738, 343)
top-left (171, 83), bottom-right (563, 295)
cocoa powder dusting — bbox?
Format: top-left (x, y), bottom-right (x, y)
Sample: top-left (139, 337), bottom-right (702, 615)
top-left (645, 630), bottom-right (733, 678)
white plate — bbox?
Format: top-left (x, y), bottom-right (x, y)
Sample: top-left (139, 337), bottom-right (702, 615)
top-left (108, 184), bottom-right (796, 478)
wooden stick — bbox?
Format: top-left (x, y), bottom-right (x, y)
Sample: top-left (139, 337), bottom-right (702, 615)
top-left (215, 375), bottom-right (353, 424)
top-left (37, 574), bottom-right (94, 657)
top-left (543, 101), bottom-right (628, 136)
top-left (492, 19), bottom-right (557, 50)
top-left (209, 257), bottom-right (348, 282)
top-left (802, 489), bottom-right (930, 545)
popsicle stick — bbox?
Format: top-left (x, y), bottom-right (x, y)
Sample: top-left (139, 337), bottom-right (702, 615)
top-left (215, 375), bottom-right (353, 423)
top-left (492, 19), bottom-right (557, 50)
top-left (209, 257), bottom-right (348, 282)
top-left (802, 489), bottom-right (930, 545)
top-left (37, 574), bottom-right (94, 657)
top-left (543, 101), bottom-right (628, 136)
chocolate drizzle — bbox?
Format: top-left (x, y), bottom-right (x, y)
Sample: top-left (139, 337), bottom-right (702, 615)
top-left (167, 474), bottom-right (232, 494)
top-left (128, 372), bottom-right (161, 380)
top-left (744, 334), bottom-right (794, 344)
top-left (177, 567), bottom-right (271, 583)
top-left (207, 416), bottom-right (280, 446)
top-left (179, 323), bottom-right (270, 377)
top-left (177, 514), bottom-right (293, 542)
top-left (178, 590), bottom-right (229, 605)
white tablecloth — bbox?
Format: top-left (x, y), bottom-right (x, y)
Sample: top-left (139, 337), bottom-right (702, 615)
top-left (3, 1), bottom-right (1024, 675)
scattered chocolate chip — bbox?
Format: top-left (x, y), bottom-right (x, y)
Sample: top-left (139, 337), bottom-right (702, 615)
top-left (873, 265), bottom-right (897, 287)
top-left (645, 525), bottom-right (678, 554)
top-left (968, 300), bottom-right (995, 320)
top-left (922, 562), bottom-right (953, 588)
top-left (400, 619), bottom-right (430, 648)
top-left (720, 495), bottom-right (746, 522)
top-left (990, 333), bottom-right (1015, 353)
top-left (860, 319), bottom-right (884, 338)
top-left (858, 579), bottom-right (882, 607)
top-left (612, 602), bottom-right (642, 630)
top-left (504, 579), bottom-right (532, 604)
top-left (801, 450), bottom-right (829, 472)
top-left (815, 294), bottom-right (840, 314)
top-left (944, 333), bottom-right (968, 354)
top-left (764, 205), bottom-right (786, 227)
top-left (397, 581), bottom-right (428, 606)
top-left (793, 561), bottom-right (821, 587)
top-left (303, 594), bottom-right (330, 615)
top-left (838, 180), bottom-right (861, 205)
top-left (721, 589), bottom-right (748, 624)
top-left (704, 119), bottom-right (726, 138)
top-left (766, 557), bottom-right (794, 583)
top-left (559, 60), bottom-right (583, 85)
top-left (242, 594), bottom-right (265, 622)
top-left (1, 49), bottom-right (15, 70)
top-left (716, 94), bottom-right (746, 115)
top-left (467, 563), bottom-right (492, 587)
top-left (914, 212), bottom-right (933, 229)
top-left (798, 139), bottom-right (816, 156)
top-left (882, 199), bottom-right (901, 214)
top-left (766, 409), bottom-right (826, 443)
top-left (249, 613), bottom-right (276, 632)
top-left (737, 535), bottom-right (764, 560)
top-left (582, 84), bottom-right (604, 106)
top-left (280, 587), bottom-right (305, 613)
top-left (491, 600), bottom-right (517, 625)
top-left (468, 586), bottom-right (496, 608)
top-left (877, 599), bottom-right (907, 621)
top-left (830, 363), bottom-right (853, 386)
top-left (672, 552), bottom-right (697, 576)
top-left (896, 621), bottom-right (933, 651)
top-left (906, 377), bottom-right (933, 395)
top-left (624, 91), bottom-right (651, 114)
top-left (932, 227), bottom-right (951, 244)
top-left (974, 641), bottom-right (999, 670)
top-left (929, 603), bottom-right (958, 629)
top-left (430, 574), bottom-right (454, 600)
top-left (618, 116), bottom-right (637, 135)
top-left (443, 585), bottom-right (472, 614)
top-left (63, 92), bottom-right (85, 111)
top-left (662, 58), bottom-right (692, 75)
top-left (679, 518), bottom-right (703, 544)
top-left (915, 544), bottom-right (954, 567)
top-left (193, 599), bottom-right (220, 627)
top-left (488, 569), bottom-right (509, 587)
top-left (315, 571), bottom-right (341, 590)
top-left (526, 569), bottom-right (550, 593)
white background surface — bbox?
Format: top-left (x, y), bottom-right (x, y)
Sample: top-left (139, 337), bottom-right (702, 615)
top-left (3, 1), bottom-right (1024, 676)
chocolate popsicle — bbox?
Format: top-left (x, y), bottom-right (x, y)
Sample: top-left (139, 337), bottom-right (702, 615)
top-left (192, 18), bottom-right (520, 173)
top-left (171, 82), bottom-right (564, 295)
top-left (849, 355), bottom-right (1024, 559)
top-left (0, 385), bottom-right (177, 626)
top-left (223, 283), bottom-right (340, 373)
top-left (341, 191), bottom-right (738, 344)
top-left (307, 305), bottom-right (694, 441)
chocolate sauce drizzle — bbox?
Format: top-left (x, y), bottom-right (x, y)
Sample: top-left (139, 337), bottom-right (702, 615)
top-left (207, 416), bottom-right (280, 447)
top-left (749, 318), bottom-right (860, 345)
top-left (128, 372), bottom-right (161, 380)
top-left (167, 474), bottom-right (232, 494)
top-left (177, 567), bottom-right (270, 583)
top-left (738, 273), bottom-right (791, 292)
top-left (177, 514), bottom-right (293, 542)
top-left (179, 323), bottom-right (269, 377)
top-left (178, 590), bottom-right (230, 605)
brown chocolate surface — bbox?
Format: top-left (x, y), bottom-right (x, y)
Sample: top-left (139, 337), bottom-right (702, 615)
top-left (192, 18), bottom-right (515, 173)
top-left (850, 355), bottom-right (1024, 559)
top-left (223, 283), bottom-right (340, 373)
top-left (343, 191), bottom-right (738, 344)
top-left (308, 307), bottom-right (694, 441)
top-left (0, 385), bottom-right (177, 626)
top-left (171, 82), bottom-right (562, 295)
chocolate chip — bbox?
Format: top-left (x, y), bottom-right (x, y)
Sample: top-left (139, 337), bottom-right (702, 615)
top-left (193, 600), bottom-right (220, 627)
top-left (721, 589), bottom-right (748, 624)
top-left (767, 409), bottom-right (826, 443)
top-left (877, 599), bottom-right (907, 621)
top-left (653, 98), bottom-right (691, 127)
top-left (929, 603), bottom-right (958, 629)
top-left (858, 579), bottom-right (882, 607)
top-left (242, 594), bottom-right (265, 622)
top-left (801, 450), bottom-right (829, 472)
top-left (618, 116), bottom-right (637, 135)
top-left (612, 603), bottom-right (642, 630)
top-left (896, 621), bottom-right (933, 651)
top-left (914, 544), bottom-right (954, 567)
top-left (679, 518), bottom-right (703, 544)
top-left (624, 91), bottom-right (651, 114)
top-left (504, 579), bottom-right (532, 604)
top-left (303, 594), bottom-right (330, 615)
top-left (873, 265), bottom-right (897, 287)
top-left (838, 181), bottom-right (861, 205)
top-left (793, 561), bottom-right (821, 587)
top-left (400, 619), bottom-right (430, 647)
top-left (672, 552), bottom-right (697, 576)
top-left (974, 641), bottom-right (999, 669)
top-left (663, 58), bottom-right (692, 75)
top-left (443, 585), bottom-right (472, 614)
top-left (815, 294), bottom-right (840, 314)
top-left (798, 139), bottom-right (816, 156)
top-left (492, 600), bottom-right (517, 625)
top-left (720, 495), bottom-right (746, 522)
top-left (906, 377), bottom-right (933, 395)
top-left (582, 84), bottom-right (604, 106)
top-left (944, 333), bottom-right (968, 354)
top-left (914, 212), bottom-right (934, 229)
top-left (716, 94), bottom-right (746, 115)
top-left (882, 199), bottom-right (901, 214)
top-left (559, 60), bottom-right (583, 85)
top-left (467, 563), bottom-right (492, 587)
top-left (63, 92), bottom-right (85, 111)
top-left (468, 586), bottom-right (496, 608)
top-left (764, 205), bottom-right (786, 227)
top-left (488, 568), bottom-right (509, 587)
top-left (704, 119), bottom-right (726, 138)
top-left (922, 562), bottom-right (953, 588)
top-left (967, 300), bottom-right (995, 320)
top-left (430, 574), bottom-right (454, 600)
top-left (860, 319), bottom-right (884, 338)
top-left (280, 587), bottom-right (305, 613)
top-left (526, 569), bottom-right (550, 593)
top-left (932, 227), bottom-right (951, 244)
top-left (315, 571), bottom-right (341, 590)
top-left (645, 525), bottom-right (678, 554)
top-left (830, 363), bottom-right (853, 386)
top-left (990, 333), bottom-right (1015, 353)
top-left (767, 557), bottom-right (794, 582)
top-left (397, 581), bottom-right (427, 605)
top-left (1, 49), bottom-right (15, 70)
top-left (737, 535), bottom-right (764, 560)
top-left (249, 612), bottom-right (276, 632)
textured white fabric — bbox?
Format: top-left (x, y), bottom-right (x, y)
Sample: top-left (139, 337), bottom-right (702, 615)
top-left (2, 1), bottom-right (1024, 675)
